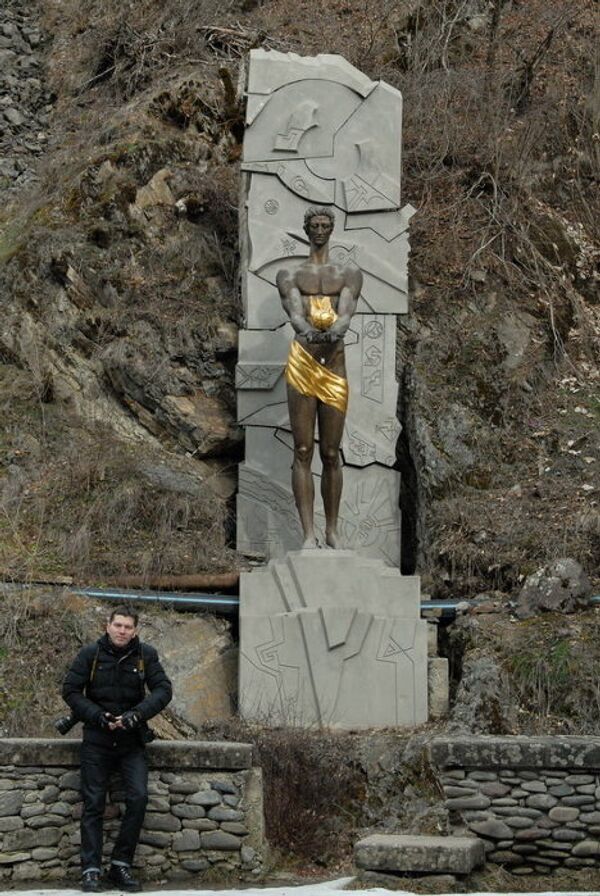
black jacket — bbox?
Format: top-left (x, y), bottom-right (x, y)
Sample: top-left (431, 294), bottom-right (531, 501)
top-left (62, 634), bottom-right (172, 746)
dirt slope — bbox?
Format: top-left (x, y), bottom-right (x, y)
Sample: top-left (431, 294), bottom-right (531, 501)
top-left (0, 1), bottom-right (598, 589)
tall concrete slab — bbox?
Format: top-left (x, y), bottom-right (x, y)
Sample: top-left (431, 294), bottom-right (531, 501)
top-left (237, 52), bottom-right (427, 729)
top-left (237, 49), bottom-right (414, 564)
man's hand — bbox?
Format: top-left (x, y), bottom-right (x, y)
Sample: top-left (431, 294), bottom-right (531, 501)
top-left (96, 712), bottom-right (116, 730)
top-left (118, 710), bottom-right (142, 731)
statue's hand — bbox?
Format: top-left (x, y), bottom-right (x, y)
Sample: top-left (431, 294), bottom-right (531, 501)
top-left (323, 329), bottom-right (342, 343)
top-left (305, 329), bottom-right (324, 344)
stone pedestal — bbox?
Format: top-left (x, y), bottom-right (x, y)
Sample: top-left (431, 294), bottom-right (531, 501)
top-left (239, 550), bottom-right (427, 728)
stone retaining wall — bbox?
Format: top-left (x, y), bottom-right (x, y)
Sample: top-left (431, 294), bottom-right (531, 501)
top-left (430, 736), bottom-right (600, 875)
top-left (0, 738), bottom-right (264, 884)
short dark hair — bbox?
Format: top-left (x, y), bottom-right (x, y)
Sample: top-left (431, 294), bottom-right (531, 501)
top-left (303, 206), bottom-right (335, 230)
top-left (109, 604), bottom-right (139, 626)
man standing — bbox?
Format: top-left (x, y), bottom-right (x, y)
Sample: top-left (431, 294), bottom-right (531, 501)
top-left (63, 605), bottom-right (172, 893)
top-left (276, 206), bottom-right (363, 549)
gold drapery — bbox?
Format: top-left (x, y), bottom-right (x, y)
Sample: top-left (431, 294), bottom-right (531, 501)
top-left (285, 339), bottom-right (348, 415)
top-left (307, 295), bottom-right (338, 331)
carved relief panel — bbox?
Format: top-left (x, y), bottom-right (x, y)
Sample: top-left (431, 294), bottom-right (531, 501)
top-left (238, 50), bottom-right (415, 564)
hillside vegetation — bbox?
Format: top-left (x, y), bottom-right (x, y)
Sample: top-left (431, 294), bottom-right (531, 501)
top-left (1, 0), bottom-right (598, 596)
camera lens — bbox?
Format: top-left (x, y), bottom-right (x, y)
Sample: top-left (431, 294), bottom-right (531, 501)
top-left (55, 716), bottom-right (75, 735)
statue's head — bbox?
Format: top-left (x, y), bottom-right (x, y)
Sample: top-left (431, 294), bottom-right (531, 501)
top-left (303, 206), bottom-right (335, 244)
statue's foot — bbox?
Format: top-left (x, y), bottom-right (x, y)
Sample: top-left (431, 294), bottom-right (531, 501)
top-left (325, 530), bottom-right (342, 549)
top-left (302, 535), bottom-right (318, 549)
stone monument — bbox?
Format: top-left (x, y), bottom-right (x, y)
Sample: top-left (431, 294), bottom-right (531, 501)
top-left (237, 50), bottom-right (427, 728)
top-left (237, 50), bottom-right (415, 565)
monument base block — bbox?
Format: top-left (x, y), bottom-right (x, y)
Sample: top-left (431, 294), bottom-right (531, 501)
top-left (239, 550), bottom-right (428, 729)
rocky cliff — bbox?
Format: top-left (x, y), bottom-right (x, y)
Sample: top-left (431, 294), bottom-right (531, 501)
top-left (1, 0), bottom-right (597, 595)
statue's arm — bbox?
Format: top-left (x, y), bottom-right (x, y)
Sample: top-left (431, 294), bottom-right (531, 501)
top-left (327, 267), bottom-right (363, 341)
top-left (276, 269), bottom-right (319, 340)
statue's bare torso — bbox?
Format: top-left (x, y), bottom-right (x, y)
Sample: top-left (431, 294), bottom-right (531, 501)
top-left (277, 260), bottom-right (362, 370)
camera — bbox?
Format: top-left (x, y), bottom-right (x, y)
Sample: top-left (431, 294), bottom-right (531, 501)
top-left (54, 714), bottom-right (79, 735)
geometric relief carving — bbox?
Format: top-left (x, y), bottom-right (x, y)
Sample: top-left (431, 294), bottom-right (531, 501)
top-left (273, 100), bottom-right (318, 152)
top-left (239, 551), bottom-right (428, 729)
top-left (238, 49), bottom-right (414, 567)
top-left (238, 465), bottom-right (302, 539)
top-left (235, 363), bottom-right (283, 390)
top-left (343, 172), bottom-right (394, 212)
top-left (342, 423), bottom-right (398, 468)
top-left (344, 429), bottom-right (377, 465)
top-left (361, 315), bottom-right (385, 403)
top-left (244, 80), bottom-right (361, 164)
top-left (237, 450), bottom-right (402, 565)
top-left (338, 469), bottom-right (401, 565)
top-left (242, 160), bottom-right (335, 204)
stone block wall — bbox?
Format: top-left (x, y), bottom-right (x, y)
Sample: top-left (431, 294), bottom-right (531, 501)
top-left (0, 738), bottom-right (264, 885)
top-left (430, 736), bottom-right (600, 875)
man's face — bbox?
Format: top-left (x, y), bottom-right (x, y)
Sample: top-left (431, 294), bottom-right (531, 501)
top-left (106, 614), bottom-right (138, 648)
top-left (306, 215), bottom-right (333, 247)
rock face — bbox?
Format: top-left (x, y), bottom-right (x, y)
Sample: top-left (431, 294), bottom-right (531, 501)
top-left (101, 309), bottom-right (241, 458)
top-left (148, 614), bottom-right (237, 727)
top-left (0, 2), bottom-right (242, 578)
top-left (515, 558), bottom-right (592, 619)
top-left (0, 3), bottom-right (52, 194)
top-left (448, 653), bottom-right (513, 735)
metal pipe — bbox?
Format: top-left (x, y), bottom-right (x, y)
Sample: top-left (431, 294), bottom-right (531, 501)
top-left (72, 588), bottom-right (238, 615)
top-left (9, 582), bottom-right (600, 622)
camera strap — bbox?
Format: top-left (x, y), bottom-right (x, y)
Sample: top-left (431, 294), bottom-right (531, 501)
top-left (138, 644), bottom-right (146, 699)
top-left (84, 643), bottom-right (146, 698)
top-left (84, 645), bottom-right (101, 696)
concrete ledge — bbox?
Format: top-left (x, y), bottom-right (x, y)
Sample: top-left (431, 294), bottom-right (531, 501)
top-left (354, 834), bottom-right (485, 874)
top-left (429, 736), bottom-right (600, 770)
top-left (0, 738), bottom-right (254, 769)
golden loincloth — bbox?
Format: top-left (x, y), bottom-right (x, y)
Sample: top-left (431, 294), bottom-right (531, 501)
top-left (285, 339), bottom-right (348, 415)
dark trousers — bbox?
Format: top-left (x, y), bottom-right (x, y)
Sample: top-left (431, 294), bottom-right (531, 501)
top-left (80, 740), bottom-right (148, 871)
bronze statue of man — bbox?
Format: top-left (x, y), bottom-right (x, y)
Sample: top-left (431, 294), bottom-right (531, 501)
top-left (276, 207), bottom-right (363, 549)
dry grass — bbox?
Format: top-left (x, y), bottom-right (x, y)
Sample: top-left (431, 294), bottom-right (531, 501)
top-left (0, 587), bottom-right (95, 736)
top-left (0, 399), bottom-right (237, 580)
top-left (201, 718), bottom-right (366, 864)
top-left (446, 610), bottom-right (600, 736)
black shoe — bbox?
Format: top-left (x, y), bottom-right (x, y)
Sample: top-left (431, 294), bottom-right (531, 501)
top-left (107, 864), bottom-right (141, 892)
top-left (82, 870), bottom-right (102, 892)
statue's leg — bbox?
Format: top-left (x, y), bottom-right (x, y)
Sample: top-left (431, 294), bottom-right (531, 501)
top-left (287, 383), bottom-right (318, 548)
top-left (317, 401), bottom-right (345, 549)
